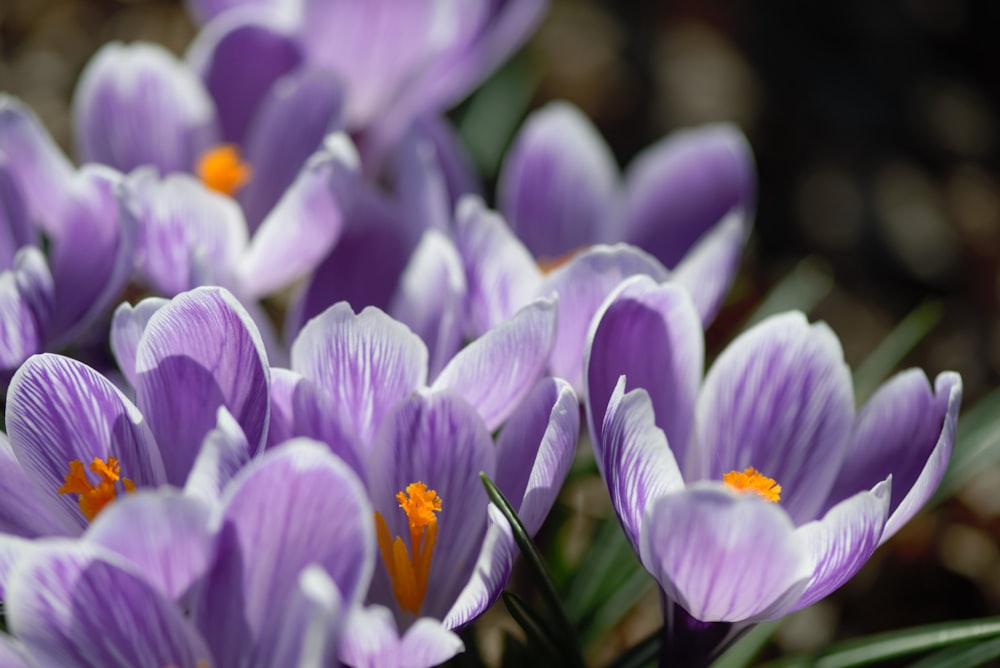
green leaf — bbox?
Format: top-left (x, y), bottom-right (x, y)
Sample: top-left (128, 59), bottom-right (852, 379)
top-left (580, 568), bottom-right (654, 645)
top-left (907, 635), bottom-right (1000, 668)
top-left (502, 592), bottom-right (564, 665)
top-left (606, 627), bottom-right (661, 668)
top-left (711, 621), bottom-right (781, 668)
top-left (564, 515), bottom-right (643, 627)
top-left (744, 257), bottom-right (833, 329)
top-left (762, 616), bottom-right (1000, 668)
top-left (480, 474), bottom-right (584, 668)
top-left (853, 300), bottom-right (943, 402)
top-left (934, 384), bottom-right (1000, 502)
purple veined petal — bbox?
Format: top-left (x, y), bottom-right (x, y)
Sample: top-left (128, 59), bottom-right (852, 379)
top-left (267, 367), bottom-right (303, 449)
top-left (403, 115), bottom-right (481, 205)
top-left (186, 8), bottom-right (303, 142)
top-left (0, 94), bottom-right (75, 236)
top-left (690, 312), bottom-right (855, 525)
top-left (184, 406), bottom-right (251, 505)
top-left (389, 229), bottom-right (467, 379)
top-left (0, 162), bottom-right (35, 270)
top-left (392, 125), bottom-right (452, 233)
top-left (0, 535), bottom-right (31, 599)
top-left (494, 377), bottom-right (579, 534)
top-left (285, 375), bottom-right (366, 478)
top-left (596, 378), bottom-right (685, 551)
top-left (286, 189), bottom-right (420, 334)
top-left (135, 286), bottom-right (270, 485)
top-left (193, 440), bottom-right (374, 664)
top-left (881, 371), bottom-right (961, 543)
top-left (238, 67), bottom-right (346, 230)
top-left (367, 391), bottom-right (495, 621)
top-left (73, 41), bottom-right (219, 175)
top-left (498, 101), bottom-right (620, 259)
top-left (432, 297), bottom-right (556, 431)
top-left (110, 297), bottom-right (168, 390)
top-left (454, 195), bottom-right (542, 337)
top-left (0, 632), bottom-right (33, 668)
top-left (6, 354), bottom-right (166, 529)
top-left (640, 484), bottom-right (812, 623)
top-left (290, 301), bottom-right (428, 446)
top-left (123, 169), bottom-right (247, 296)
top-left (339, 605), bottom-right (465, 668)
top-left (670, 208), bottom-right (751, 325)
top-left (237, 133), bottom-right (357, 297)
top-left (791, 479), bottom-right (891, 611)
top-left (184, 0), bottom-right (285, 26)
top-left (0, 268), bottom-right (44, 384)
top-left (12, 246), bottom-right (53, 338)
top-left (84, 489), bottom-right (215, 602)
top-left (6, 543), bottom-right (213, 668)
top-left (540, 243), bottom-right (669, 394)
top-left (622, 123), bottom-right (756, 269)
top-left (47, 165), bottom-right (136, 346)
top-left (0, 433), bottom-right (76, 538)
top-left (443, 504), bottom-right (516, 630)
top-left (585, 275), bottom-right (703, 460)
top-left (296, 0), bottom-right (451, 129)
top-left (262, 565), bottom-right (345, 668)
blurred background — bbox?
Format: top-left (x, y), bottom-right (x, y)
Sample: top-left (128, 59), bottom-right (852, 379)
top-left (2, 0), bottom-right (1000, 664)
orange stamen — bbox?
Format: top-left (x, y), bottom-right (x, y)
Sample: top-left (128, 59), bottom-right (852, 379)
top-left (374, 482), bottom-right (442, 614)
top-left (536, 246), bottom-right (588, 274)
top-left (57, 456), bottom-right (135, 522)
top-left (196, 144), bottom-right (252, 196)
top-left (723, 467), bottom-right (781, 503)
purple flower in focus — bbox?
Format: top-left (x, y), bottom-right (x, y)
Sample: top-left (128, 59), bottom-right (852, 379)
top-left (583, 276), bottom-right (962, 666)
top-left (0, 439), bottom-right (374, 667)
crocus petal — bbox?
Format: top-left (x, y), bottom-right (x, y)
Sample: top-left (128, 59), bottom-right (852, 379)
top-left (291, 301), bottom-right (428, 446)
top-left (389, 229), bottom-right (467, 378)
top-left (597, 379), bottom-right (685, 550)
top-left (109, 297), bottom-right (168, 390)
top-left (187, 12), bottom-right (303, 143)
top-left (393, 126), bottom-right (450, 234)
top-left (690, 312), bottom-right (855, 524)
top-left (585, 275), bottom-right (703, 461)
top-left (0, 94), bottom-right (75, 235)
top-left (263, 565), bottom-right (345, 668)
top-left (432, 297), bottom-right (556, 431)
top-left (6, 354), bottom-right (165, 528)
top-left (48, 166), bottom-right (135, 345)
top-left (792, 479), bottom-right (891, 611)
top-left (640, 485), bottom-right (812, 622)
top-left (284, 375), bottom-right (366, 478)
top-left (238, 67), bottom-right (346, 230)
top-left (185, 0), bottom-right (284, 26)
top-left (7, 543), bottom-right (213, 668)
top-left (402, 115), bottom-right (480, 205)
top-left (454, 195), bottom-right (542, 336)
top-left (0, 634), bottom-right (33, 668)
top-left (85, 489), bottom-right (215, 602)
top-left (498, 101), bottom-right (619, 258)
top-left (622, 124), bottom-right (755, 269)
top-left (339, 605), bottom-right (464, 668)
top-left (135, 287), bottom-right (270, 485)
top-left (443, 504), bottom-right (515, 630)
top-left (237, 133), bottom-right (356, 296)
top-left (0, 434), bottom-right (76, 538)
top-left (0, 163), bottom-right (34, 270)
top-left (11, 246), bottom-right (54, 339)
top-left (494, 377), bottom-right (579, 534)
top-left (367, 391), bottom-right (494, 620)
top-left (0, 267), bottom-right (44, 382)
top-left (73, 41), bottom-right (218, 175)
top-left (267, 367), bottom-right (304, 449)
top-left (541, 243), bottom-right (669, 394)
top-left (184, 406), bottom-right (251, 505)
top-left (670, 209), bottom-right (750, 325)
top-left (194, 440), bottom-right (374, 663)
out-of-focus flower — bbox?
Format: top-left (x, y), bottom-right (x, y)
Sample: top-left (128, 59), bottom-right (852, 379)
top-left (0, 439), bottom-right (374, 668)
top-left (268, 300), bottom-right (579, 664)
top-left (185, 0), bottom-right (548, 166)
top-left (584, 276), bottom-right (962, 666)
top-left (0, 286), bottom-right (269, 537)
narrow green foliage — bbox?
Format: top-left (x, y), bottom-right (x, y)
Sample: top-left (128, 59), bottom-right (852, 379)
top-left (744, 257), bottom-right (833, 329)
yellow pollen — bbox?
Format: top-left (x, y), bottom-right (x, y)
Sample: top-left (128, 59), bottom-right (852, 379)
top-left (57, 456), bottom-right (136, 522)
top-left (196, 144), bottom-right (252, 196)
top-left (536, 246), bottom-right (589, 274)
top-left (723, 467), bottom-right (781, 503)
top-left (374, 482), bottom-right (442, 614)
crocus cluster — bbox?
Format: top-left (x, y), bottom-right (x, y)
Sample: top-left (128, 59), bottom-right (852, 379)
top-left (0, 1), bottom-right (965, 667)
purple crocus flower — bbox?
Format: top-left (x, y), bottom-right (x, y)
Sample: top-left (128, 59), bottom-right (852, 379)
top-left (584, 276), bottom-right (962, 666)
top-left (0, 286), bottom-right (269, 537)
top-left (0, 438), bottom-right (374, 667)
top-left (268, 299), bottom-right (580, 663)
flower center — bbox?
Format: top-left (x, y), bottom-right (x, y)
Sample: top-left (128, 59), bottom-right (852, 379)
top-left (196, 144), bottom-right (252, 196)
top-left (723, 467), bottom-right (781, 503)
top-left (374, 481), bottom-right (442, 614)
top-left (57, 456), bottom-right (136, 522)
